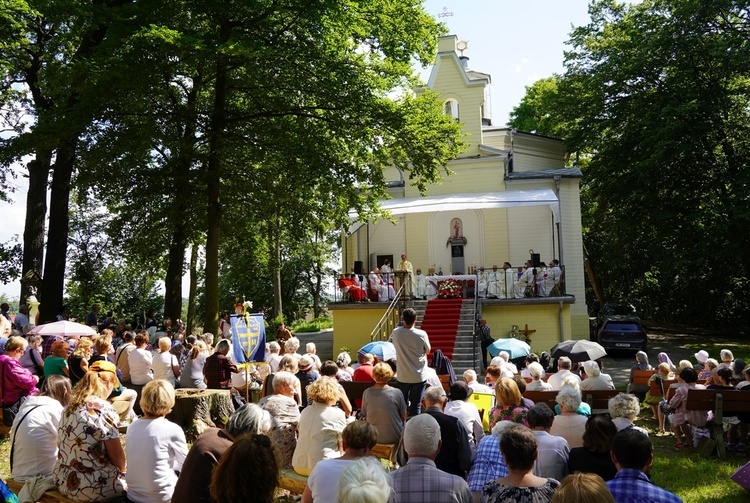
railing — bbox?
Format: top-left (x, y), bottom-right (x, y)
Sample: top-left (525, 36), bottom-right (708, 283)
top-left (370, 283), bottom-right (405, 342)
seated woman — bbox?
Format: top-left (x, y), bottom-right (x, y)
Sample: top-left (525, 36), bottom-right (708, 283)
top-left (526, 362), bottom-right (552, 391)
top-left (320, 361), bottom-right (353, 416)
top-left (303, 421), bottom-right (379, 503)
top-left (67, 337), bottom-right (93, 387)
top-left (125, 380), bottom-right (188, 502)
top-left (567, 414), bottom-right (618, 481)
top-left (361, 362), bottom-right (406, 445)
top-left (644, 362), bottom-right (672, 434)
top-left (550, 385), bottom-right (588, 448)
top-left (292, 376), bottom-right (347, 476)
top-left (337, 456), bottom-right (392, 503)
top-left (335, 352), bottom-right (354, 382)
top-left (179, 341), bottom-right (208, 389)
top-left (626, 351), bottom-right (652, 396)
top-left (43, 340), bottom-right (70, 378)
top-left (699, 358), bottom-right (719, 384)
top-left (128, 332), bottom-right (155, 387)
top-left (259, 371), bottom-right (301, 469)
top-left (11, 375), bottom-right (71, 482)
top-left (152, 336), bottom-right (180, 387)
top-left (172, 404), bottom-right (270, 503)
top-left (579, 360), bottom-right (615, 391)
top-left (669, 367), bottom-right (707, 448)
top-left (550, 472), bottom-right (615, 503)
top-left (488, 377), bottom-right (529, 430)
top-left (481, 424), bottom-right (560, 503)
top-left (608, 392), bottom-right (648, 436)
top-left (467, 421), bottom-right (515, 497)
top-left (54, 367), bottom-right (126, 502)
top-left (210, 433), bottom-right (278, 503)
top-left (19, 334), bottom-right (44, 380)
top-left (0, 336), bottom-right (39, 410)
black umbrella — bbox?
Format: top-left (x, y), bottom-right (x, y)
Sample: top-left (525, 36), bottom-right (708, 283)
top-left (550, 340), bottom-right (607, 363)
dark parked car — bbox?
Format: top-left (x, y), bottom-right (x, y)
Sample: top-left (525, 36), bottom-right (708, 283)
top-left (597, 302), bottom-right (637, 327)
top-left (597, 316), bottom-right (648, 353)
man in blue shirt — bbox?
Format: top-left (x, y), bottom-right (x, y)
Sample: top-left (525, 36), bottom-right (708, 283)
top-left (607, 428), bottom-right (682, 503)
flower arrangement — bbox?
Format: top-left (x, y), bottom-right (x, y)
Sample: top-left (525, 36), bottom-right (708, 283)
top-left (243, 300), bottom-right (253, 313)
top-left (437, 279), bottom-right (463, 299)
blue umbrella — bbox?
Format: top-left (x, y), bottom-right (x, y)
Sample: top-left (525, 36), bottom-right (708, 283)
top-left (488, 338), bottom-right (531, 359)
top-left (359, 341), bottom-right (397, 361)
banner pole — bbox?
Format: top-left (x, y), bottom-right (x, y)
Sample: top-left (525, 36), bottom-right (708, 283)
top-left (245, 364), bottom-right (249, 404)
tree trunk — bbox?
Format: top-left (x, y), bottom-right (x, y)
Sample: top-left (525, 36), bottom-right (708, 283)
top-left (583, 243), bottom-right (605, 306)
top-left (39, 144), bottom-right (75, 323)
top-left (163, 225), bottom-right (187, 322)
top-left (272, 224), bottom-right (283, 319)
top-left (186, 243), bottom-right (198, 334)
top-left (204, 22), bottom-right (229, 338)
top-left (167, 388), bottom-right (235, 440)
top-left (20, 154), bottom-right (51, 303)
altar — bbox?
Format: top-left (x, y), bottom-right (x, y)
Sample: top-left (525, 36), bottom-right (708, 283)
top-left (426, 274), bottom-right (476, 299)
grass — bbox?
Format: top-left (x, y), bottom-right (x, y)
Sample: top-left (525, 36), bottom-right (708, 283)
top-left (291, 317), bottom-right (333, 333)
top-left (635, 410), bottom-right (750, 502)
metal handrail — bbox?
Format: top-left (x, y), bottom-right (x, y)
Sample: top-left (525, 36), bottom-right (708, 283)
top-left (370, 284), bottom-right (405, 341)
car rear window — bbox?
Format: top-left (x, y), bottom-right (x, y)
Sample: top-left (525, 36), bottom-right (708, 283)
top-left (603, 305), bottom-right (636, 316)
top-left (605, 322), bottom-right (642, 332)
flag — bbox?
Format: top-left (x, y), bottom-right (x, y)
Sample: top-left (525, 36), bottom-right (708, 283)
top-left (230, 313), bottom-right (266, 363)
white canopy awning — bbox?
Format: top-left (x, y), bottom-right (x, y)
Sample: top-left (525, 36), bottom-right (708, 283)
top-left (348, 189), bottom-right (560, 234)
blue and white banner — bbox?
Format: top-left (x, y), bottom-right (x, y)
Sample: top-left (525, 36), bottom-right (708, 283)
top-left (230, 313), bottom-right (266, 363)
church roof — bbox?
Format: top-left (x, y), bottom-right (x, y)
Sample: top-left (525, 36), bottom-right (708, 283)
top-left (506, 167), bottom-right (583, 180)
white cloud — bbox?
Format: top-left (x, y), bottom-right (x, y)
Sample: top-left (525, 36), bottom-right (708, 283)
top-left (514, 58), bottom-right (531, 73)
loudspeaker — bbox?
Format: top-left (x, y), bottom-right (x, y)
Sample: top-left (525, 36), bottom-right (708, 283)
top-left (530, 253), bottom-right (541, 267)
top-left (354, 261), bottom-right (363, 275)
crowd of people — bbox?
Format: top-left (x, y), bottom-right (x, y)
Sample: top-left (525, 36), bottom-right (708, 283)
top-left (1, 303), bottom-right (741, 502)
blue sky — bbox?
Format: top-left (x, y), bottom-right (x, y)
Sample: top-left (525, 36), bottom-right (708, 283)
top-left (0, 1), bottom-right (595, 298)
top-left (421, 0), bottom-right (592, 125)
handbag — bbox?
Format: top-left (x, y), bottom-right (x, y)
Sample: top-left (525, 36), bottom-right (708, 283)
top-left (658, 377), bottom-right (671, 415)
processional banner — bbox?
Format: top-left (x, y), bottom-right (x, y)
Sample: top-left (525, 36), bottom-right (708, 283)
top-left (230, 313), bottom-right (266, 363)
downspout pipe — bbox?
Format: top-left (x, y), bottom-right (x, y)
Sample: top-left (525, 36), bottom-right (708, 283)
top-left (559, 301), bottom-right (565, 342)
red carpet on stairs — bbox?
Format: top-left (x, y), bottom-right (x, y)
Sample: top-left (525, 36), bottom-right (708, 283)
top-left (419, 298), bottom-right (463, 361)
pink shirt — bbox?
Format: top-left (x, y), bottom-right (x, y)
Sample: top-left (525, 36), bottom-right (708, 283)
top-left (0, 355), bottom-right (39, 406)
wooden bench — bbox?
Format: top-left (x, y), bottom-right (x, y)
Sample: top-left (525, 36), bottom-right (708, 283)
top-left (523, 390), bottom-right (558, 411)
top-left (583, 389), bottom-right (621, 414)
top-left (279, 469), bottom-right (309, 494)
top-left (5, 479), bottom-right (79, 503)
top-left (686, 388), bottom-right (750, 459)
top-left (438, 374), bottom-right (451, 393)
top-left (341, 381), bottom-right (375, 411)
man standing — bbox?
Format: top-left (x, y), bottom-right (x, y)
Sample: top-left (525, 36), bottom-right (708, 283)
top-left (391, 413), bottom-right (472, 503)
top-left (390, 307), bottom-right (430, 416)
top-left (396, 253), bottom-right (415, 297)
top-left (606, 428), bottom-right (682, 503)
top-left (12, 304), bottom-right (29, 331)
top-left (547, 356), bottom-right (581, 390)
top-left (85, 303), bottom-right (100, 327)
top-left (204, 339), bottom-right (240, 389)
top-left (275, 323), bottom-right (292, 350)
top-left (421, 386), bottom-right (473, 478)
top-left (477, 319), bottom-right (494, 370)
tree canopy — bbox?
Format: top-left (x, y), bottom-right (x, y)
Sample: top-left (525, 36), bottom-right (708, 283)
top-left (1, 0), bottom-right (464, 330)
top-left (510, 0), bottom-right (750, 328)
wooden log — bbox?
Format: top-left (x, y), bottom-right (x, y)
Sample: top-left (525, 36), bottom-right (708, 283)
top-left (167, 388), bottom-right (235, 440)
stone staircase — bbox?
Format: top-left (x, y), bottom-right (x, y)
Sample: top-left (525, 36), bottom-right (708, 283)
top-left (412, 298), bottom-right (479, 377)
